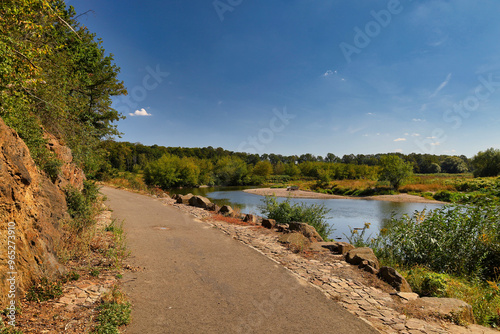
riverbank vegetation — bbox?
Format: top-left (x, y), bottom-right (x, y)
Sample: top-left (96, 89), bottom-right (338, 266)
top-left (259, 195), bottom-right (333, 240)
top-left (348, 199), bottom-right (500, 327)
top-left (102, 142), bottom-right (500, 204)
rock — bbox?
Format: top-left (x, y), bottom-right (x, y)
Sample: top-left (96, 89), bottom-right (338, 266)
top-left (176, 193), bottom-right (193, 205)
top-left (308, 242), bottom-right (331, 253)
top-left (278, 232), bottom-right (311, 251)
top-left (207, 203), bottom-right (220, 213)
top-left (0, 119), bottom-right (83, 308)
top-left (188, 195), bottom-right (211, 209)
top-left (345, 247), bottom-right (380, 270)
top-left (219, 205), bottom-right (234, 216)
top-left (321, 242), bottom-right (355, 255)
top-left (161, 193), bottom-right (170, 199)
top-left (243, 214), bottom-right (257, 224)
top-left (396, 292), bottom-right (419, 302)
top-left (288, 222), bottom-right (324, 242)
top-left (378, 267), bottom-right (412, 292)
top-left (363, 264), bottom-right (379, 275)
top-left (409, 297), bottom-right (474, 325)
top-left (45, 132), bottom-right (85, 189)
top-left (275, 223), bottom-right (289, 232)
top-left (262, 219), bottom-right (276, 229)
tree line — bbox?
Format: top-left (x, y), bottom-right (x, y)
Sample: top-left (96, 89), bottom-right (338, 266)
top-left (102, 141), bottom-right (500, 188)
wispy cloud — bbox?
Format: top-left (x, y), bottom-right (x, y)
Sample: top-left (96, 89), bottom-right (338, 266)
top-left (430, 73), bottom-right (452, 97)
top-left (129, 108), bottom-right (152, 117)
top-left (394, 138), bottom-right (407, 142)
top-left (323, 70), bottom-right (336, 77)
top-left (412, 118), bottom-right (425, 122)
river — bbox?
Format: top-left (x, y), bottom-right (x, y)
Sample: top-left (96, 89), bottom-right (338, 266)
top-left (169, 186), bottom-right (445, 241)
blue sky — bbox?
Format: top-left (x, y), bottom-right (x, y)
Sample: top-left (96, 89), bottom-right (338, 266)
top-left (69, 0), bottom-right (500, 158)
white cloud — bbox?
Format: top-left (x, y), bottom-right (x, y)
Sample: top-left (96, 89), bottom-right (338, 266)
top-left (395, 149), bottom-right (403, 153)
top-left (129, 108), bottom-right (152, 117)
top-left (431, 142), bottom-right (441, 146)
top-left (394, 138), bottom-right (407, 142)
top-left (412, 118), bottom-right (425, 122)
top-left (366, 112), bottom-right (375, 116)
top-left (430, 73), bottom-right (452, 97)
top-left (323, 70), bottom-right (337, 77)
top-left (411, 133), bottom-right (421, 137)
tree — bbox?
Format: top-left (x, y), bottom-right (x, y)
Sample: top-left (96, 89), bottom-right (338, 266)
top-left (252, 161), bottom-right (273, 179)
top-left (379, 155), bottom-right (413, 190)
top-left (441, 156), bottom-right (468, 174)
top-left (472, 148), bottom-right (500, 177)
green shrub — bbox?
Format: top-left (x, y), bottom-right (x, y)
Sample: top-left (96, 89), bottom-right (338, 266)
top-left (373, 201), bottom-right (500, 280)
top-left (98, 302), bottom-right (131, 326)
top-left (25, 278), bottom-right (62, 302)
top-left (259, 195), bottom-right (333, 240)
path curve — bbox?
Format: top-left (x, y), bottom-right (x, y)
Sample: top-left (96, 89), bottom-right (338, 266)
top-left (101, 186), bottom-right (378, 333)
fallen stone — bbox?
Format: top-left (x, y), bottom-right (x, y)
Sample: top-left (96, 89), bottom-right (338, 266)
top-left (176, 193), bottom-right (193, 205)
top-left (206, 203), bottom-right (220, 213)
top-left (189, 195), bottom-right (212, 209)
top-left (288, 222), bottom-right (324, 242)
top-left (378, 267), bottom-right (412, 292)
top-left (363, 264), bottom-right (379, 275)
top-left (219, 205), bottom-right (234, 216)
top-left (243, 214), bottom-right (257, 223)
top-left (345, 247), bottom-right (380, 270)
top-left (275, 223), bottom-right (289, 232)
top-left (262, 219), bottom-right (276, 229)
top-left (409, 297), bottom-right (475, 325)
top-left (315, 242), bottom-right (354, 254)
top-left (396, 292), bottom-right (419, 301)
top-left (278, 232), bottom-right (311, 250)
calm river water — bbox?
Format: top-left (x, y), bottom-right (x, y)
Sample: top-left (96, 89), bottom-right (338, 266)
top-left (170, 187), bottom-right (444, 241)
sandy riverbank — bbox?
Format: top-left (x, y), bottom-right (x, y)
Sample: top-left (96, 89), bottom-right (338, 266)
top-left (243, 188), bottom-right (445, 204)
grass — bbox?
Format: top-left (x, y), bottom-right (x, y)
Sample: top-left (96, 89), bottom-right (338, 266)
top-left (91, 286), bottom-right (131, 334)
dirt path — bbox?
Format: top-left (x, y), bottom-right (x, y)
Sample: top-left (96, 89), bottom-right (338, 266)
top-left (244, 188), bottom-right (444, 203)
top-left (101, 186), bottom-right (377, 334)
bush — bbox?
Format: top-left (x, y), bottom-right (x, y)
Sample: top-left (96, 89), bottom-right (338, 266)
top-left (373, 201), bottom-right (500, 280)
top-left (259, 195), bottom-right (333, 240)
top-left (25, 278), bottom-right (63, 302)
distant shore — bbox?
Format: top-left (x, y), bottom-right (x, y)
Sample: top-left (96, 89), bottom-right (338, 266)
top-left (243, 188), bottom-right (445, 204)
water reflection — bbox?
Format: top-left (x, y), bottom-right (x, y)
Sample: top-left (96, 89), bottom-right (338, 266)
top-left (168, 187), bottom-right (444, 241)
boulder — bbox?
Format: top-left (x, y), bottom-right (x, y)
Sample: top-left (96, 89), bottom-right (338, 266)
top-left (409, 297), bottom-right (474, 325)
top-left (345, 247), bottom-right (380, 270)
top-left (189, 195), bottom-right (211, 209)
top-left (321, 242), bottom-right (355, 255)
top-left (219, 205), bottom-right (234, 216)
top-left (275, 223), bottom-right (289, 232)
top-left (207, 203), bottom-right (220, 213)
top-left (243, 214), bottom-right (257, 224)
top-left (176, 193), bottom-right (193, 205)
top-left (278, 232), bottom-right (311, 251)
top-left (378, 267), bottom-right (412, 292)
top-left (288, 222), bottom-right (324, 242)
top-left (262, 219), bottom-right (276, 229)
